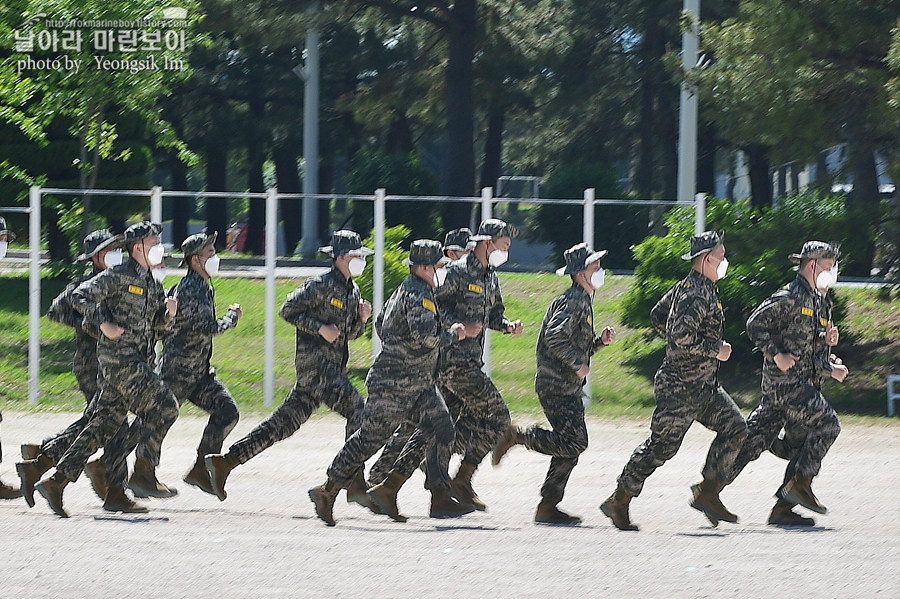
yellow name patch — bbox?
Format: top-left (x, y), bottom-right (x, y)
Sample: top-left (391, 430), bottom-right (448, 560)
top-left (717, 301), bottom-right (723, 309)
top-left (587, 316), bottom-right (593, 326)
top-left (684, 281), bottom-right (692, 288)
top-left (422, 298), bottom-right (436, 314)
top-left (468, 283), bottom-right (483, 294)
top-left (128, 285), bottom-right (144, 296)
top-left (330, 297), bottom-right (344, 309)
top-left (820, 317), bottom-right (828, 326)
top-left (801, 307), bottom-right (814, 317)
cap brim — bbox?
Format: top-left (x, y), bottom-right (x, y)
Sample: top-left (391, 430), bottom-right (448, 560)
top-left (557, 249), bottom-right (608, 275)
top-left (402, 255), bottom-right (451, 266)
top-left (76, 234), bottom-right (123, 262)
top-left (469, 234), bottom-right (492, 242)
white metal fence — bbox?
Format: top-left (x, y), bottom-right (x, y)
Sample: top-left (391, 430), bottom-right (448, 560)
top-left (12, 185), bottom-right (703, 407)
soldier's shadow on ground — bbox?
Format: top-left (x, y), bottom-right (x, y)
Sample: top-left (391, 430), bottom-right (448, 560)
top-left (677, 525), bottom-right (833, 538)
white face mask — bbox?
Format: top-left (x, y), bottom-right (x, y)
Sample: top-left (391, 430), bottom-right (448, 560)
top-left (348, 256), bottom-right (366, 277)
top-left (716, 257), bottom-right (729, 279)
top-left (590, 268), bottom-right (605, 289)
top-left (815, 263), bottom-right (838, 290)
top-left (488, 249), bottom-right (508, 267)
top-left (0, 240), bottom-right (7, 260)
top-left (204, 254), bottom-right (220, 276)
top-left (103, 248), bottom-right (123, 268)
top-left (151, 267), bottom-right (167, 283)
top-left (433, 266), bottom-right (448, 287)
top-left (147, 242), bottom-right (165, 266)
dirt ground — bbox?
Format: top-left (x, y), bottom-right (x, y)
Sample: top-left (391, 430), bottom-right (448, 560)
top-left (1, 411), bottom-right (898, 599)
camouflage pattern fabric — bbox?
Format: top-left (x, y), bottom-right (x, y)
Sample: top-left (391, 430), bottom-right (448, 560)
top-left (142, 270), bottom-right (242, 461)
top-left (724, 275), bottom-right (841, 485)
top-left (522, 283), bottom-right (603, 501)
top-left (227, 268), bottom-right (366, 464)
top-left (55, 257), bottom-right (179, 483)
top-left (327, 274), bottom-right (458, 490)
top-left (616, 271), bottom-right (746, 497)
top-left (47, 270), bottom-right (102, 400)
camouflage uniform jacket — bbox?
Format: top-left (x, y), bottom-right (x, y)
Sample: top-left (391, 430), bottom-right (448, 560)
top-left (746, 275), bottom-right (834, 388)
top-left (366, 274), bottom-right (459, 391)
top-left (158, 270), bottom-right (240, 380)
top-left (536, 283), bottom-right (606, 396)
top-left (72, 257), bottom-right (173, 367)
top-left (650, 269), bottom-right (723, 385)
top-left (279, 267), bottom-right (365, 375)
top-left (435, 252), bottom-right (511, 369)
top-left (47, 268), bottom-right (102, 365)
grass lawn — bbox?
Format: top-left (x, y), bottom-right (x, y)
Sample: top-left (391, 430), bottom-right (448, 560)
top-left (1, 272), bottom-right (898, 420)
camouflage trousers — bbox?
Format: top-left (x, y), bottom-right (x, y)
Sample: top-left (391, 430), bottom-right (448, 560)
top-left (54, 360), bottom-right (179, 485)
top-left (136, 371), bottom-right (241, 463)
top-left (617, 373), bottom-right (746, 498)
top-left (73, 352), bottom-right (99, 403)
top-left (723, 379), bottom-right (840, 486)
top-left (36, 355), bottom-right (101, 462)
top-left (523, 383), bottom-right (589, 501)
top-left (328, 384), bottom-right (454, 491)
top-left (228, 362), bottom-right (363, 465)
top-left (374, 366), bottom-right (510, 480)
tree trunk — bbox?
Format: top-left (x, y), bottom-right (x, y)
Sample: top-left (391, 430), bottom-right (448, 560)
top-left (777, 165), bottom-right (787, 200)
top-left (478, 100), bottom-right (504, 193)
top-left (635, 24), bottom-right (665, 198)
top-left (205, 142), bottom-right (228, 251)
top-left (245, 140), bottom-right (266, 256)
top-left (696, 119), bottom-right (717, 195)
top-left (744, 144), bottom-right (772, 208)
top-left (845, 139), bottom-right (880, 276)
top-left (443, 0), bottom-right (477, 227)
top-left (45, 205), bottom-right (72, 263)
top-left (170, 152), bottom-right (191, 249)
top-left (275, 149), bottom-right (302, 255)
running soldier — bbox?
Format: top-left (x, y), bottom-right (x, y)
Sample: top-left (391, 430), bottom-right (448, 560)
top-left (721, 241), bottom-right (846, 526)
top-left (205, 230), bottom-right (373, 507)
top-left (30, 222), bottom-right (180, 517)
top-left (368, 227), bottom-right (473, 486)
top-left (493, 243), bottom-right (617, 525)
top-left (134, 231), bottom-right (242, 496)
top-left (367, 219), bottom-right (522, 511)
top-left (0, 217), bottom-right (20, 499)
top-left (17, 230), bottom-right (123, 504)
top-left (601, 231), bottom-right (747, 531)
top-left (309, 240), bottom-right (476, 526)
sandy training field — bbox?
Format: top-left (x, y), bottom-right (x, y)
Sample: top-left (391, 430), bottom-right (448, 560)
top-left (1, 411), bottom-right (898, 598)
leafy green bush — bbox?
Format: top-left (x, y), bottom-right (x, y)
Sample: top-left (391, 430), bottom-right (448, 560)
top-left (527, 161), bottom-right (650, 270)
top-left (355, 224), bottom-right (412, 310)
top-left (622, 194), bottom-right (848, 354)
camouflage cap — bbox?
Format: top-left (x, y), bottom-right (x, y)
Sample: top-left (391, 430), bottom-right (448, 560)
top-left (401, 239), bottom-right (451, 266)
top-left (75, 229), bottom-right (122, 262)
top-left (789, 241), bottom-right (840, 264)
top-left (681, 230), bottom-right (724, 260)
top-left (123, 221), bottom-right (163, 246)
top-left (319, 230), bottom-right (374, 258)
top-left (555, 242), bottom-right (608, 275)
top-left (443, 227), bottom-right (473, 253)
top-left (179, 231), bottom-right (217, 267)
top-left (469, 218), bottom-right (520, 241)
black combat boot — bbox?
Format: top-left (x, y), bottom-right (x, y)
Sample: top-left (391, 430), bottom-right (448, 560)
top-left (128, 457), bottom-right (178, 498)
top-left (346, 469), bottom-right (374, 510)
top-left (451, 461), bottom-right (486, 511)
top-left (429, 486), bottom-right (476, 519)
top-left (308, 478), bottom-right (341, 526)
top-left (0, 477), bottom-right (21, 499)
top-left (205, 452), bottom-right (239, 501)
top-left (104, 483), bottom-right (149, 513)
top-left (491, 424), bottom-right (525, 466)
top-left (366, 471), bottom-right (412, 522)
top-left (600, 485), bottom-right (639, 531)
top-left (20, 443), bottom-right (42, 460)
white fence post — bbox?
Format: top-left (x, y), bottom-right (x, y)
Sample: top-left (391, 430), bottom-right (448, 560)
top-left (29, 185), bottom-right (41, 405)
top-left (150, 186), bottom-right (163, 226)
top-left (694, 192), bottom-right (706, 235)
top-left (582, 188), bottom-right (595, 407)
top-left (481, 187), bottom-right (493, 375)
top-left (263, 187), bottom-right (278, 407)
top-left (373, 188), bottom-right (386, 356)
